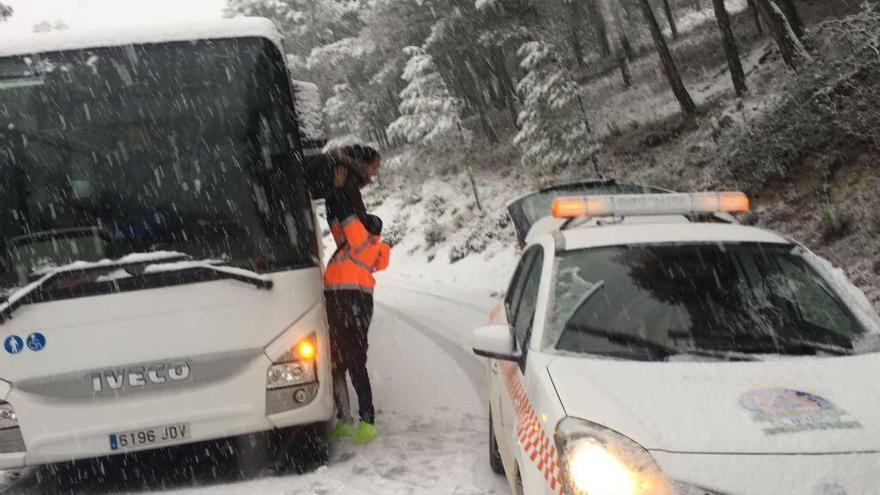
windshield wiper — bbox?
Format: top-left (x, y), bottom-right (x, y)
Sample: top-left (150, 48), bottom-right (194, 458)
top-left (141, 260), bottom-right (273, 291)
top-left (563, 324), bottom-right (758, 362)
top-left (0, 252), bottom-right (188, 323)
top-left (701, 333), bottom-right (854, 357)
top-left (0, 254), bottom-right (272, 324)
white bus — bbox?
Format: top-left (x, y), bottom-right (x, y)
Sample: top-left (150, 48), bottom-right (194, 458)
top-left (0, 18), bottom-right (334, 471)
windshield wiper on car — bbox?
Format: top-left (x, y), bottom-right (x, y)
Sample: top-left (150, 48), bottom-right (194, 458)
top-left (562, 324), bottom-right (757, 362)
top-left (0, 253), bottom-right (273, 324)
top-left (700, 333), bottom-right (855, 357)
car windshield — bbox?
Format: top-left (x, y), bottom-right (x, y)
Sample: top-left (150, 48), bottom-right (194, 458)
top-left (549, 243), bottom-right (873, 360)
top-left (0, 38), bottom-right (316, 292)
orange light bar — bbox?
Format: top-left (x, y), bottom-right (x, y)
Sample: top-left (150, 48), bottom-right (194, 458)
top-left (551, 197), bottom-right (587, 218)
top-left (720, 192), bottom-right (750, 213)
top-left (551, 192), bottom-right (750, 219)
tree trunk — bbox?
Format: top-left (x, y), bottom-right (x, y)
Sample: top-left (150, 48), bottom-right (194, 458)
top-left (755, 0), bottom-right (808, 69)
top-left (457, 121), bottom-right (484, 214)
top-left (661, 0), bottom-right (679, 40)
top-left (712, 0), bottom-right (748, 96)
top-left (568, 24), bottom-right (587, 69)
top-left (467, 167), bottom-right (484, 214)
top-left (746, 0), bottom-right (764, 34)
top-left (585, 0), bottom-right (612, 58)
top-left (638, 0), bottom-right (696, 115)
top-left (566, 1), bottom-right (587, 69)
top-left (605, 0), bottom-right (634, 87)
top-left (463, 56), bottom-right (499, 143)
top-left (609, 0), bottom-right (635, 60)
top-left (775, 0), bottom-right (804, 39)
top-left (489, 46), bottom-right (519, 127)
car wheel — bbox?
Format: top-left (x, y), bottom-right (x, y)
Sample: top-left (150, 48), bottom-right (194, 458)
top-left (514, 468), bottom-right (525, 495)
top-left (489, 408), bottom-right (505, 475)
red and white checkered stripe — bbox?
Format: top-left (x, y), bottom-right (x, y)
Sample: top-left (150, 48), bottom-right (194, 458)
top-left (502, 362), bottom-right (563, 495)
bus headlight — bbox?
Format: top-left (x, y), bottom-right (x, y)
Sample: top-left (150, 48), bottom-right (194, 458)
top-left (0, 401), bottom-right (25, 453)
top-left (267, 362), bottom-right (316, 390)
top-left (555, 417), bottom-right (674, 495)
top-left (266, 334), bottom-right (318, 390)
top-left (265, 334), bottom-right (319, 414)
top-left (0, 402), bottom-right (17, 430)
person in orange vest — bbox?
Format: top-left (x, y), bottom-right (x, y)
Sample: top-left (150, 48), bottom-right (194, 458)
top-left (324, 148), bottom-right (389, 445)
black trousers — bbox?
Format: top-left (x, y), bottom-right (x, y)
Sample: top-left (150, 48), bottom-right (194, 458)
top-left (325, 289), bottom-right (375, 424)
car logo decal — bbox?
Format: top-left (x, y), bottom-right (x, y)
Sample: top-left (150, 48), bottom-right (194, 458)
top-left (740, 388), bottom-right (862, 436)
top-left (4, 335), bottom-right (23, 355)
top-left (26, 332), bottom-right (46, 352)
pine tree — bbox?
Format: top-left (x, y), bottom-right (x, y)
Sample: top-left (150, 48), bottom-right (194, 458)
top-left (323, 83), bottom-right (370, 147)
top-left (387, 47), bottom-right (468, 147)
top-left (514, 41), bottom-right (598, 174)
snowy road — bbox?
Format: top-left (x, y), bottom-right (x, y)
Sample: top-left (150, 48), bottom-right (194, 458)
top-left (0, 283), bottom-right (510, 495)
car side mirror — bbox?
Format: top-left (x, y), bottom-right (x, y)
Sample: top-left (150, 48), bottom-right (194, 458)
top-left (472, 325), bottom-right (521, 362)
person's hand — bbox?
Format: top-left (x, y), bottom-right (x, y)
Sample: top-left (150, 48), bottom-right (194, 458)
top-left (333, 165), bottom-right (348, 188)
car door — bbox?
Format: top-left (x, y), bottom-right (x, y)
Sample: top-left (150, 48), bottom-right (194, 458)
top-left (497, 246), bottom-right (544, 474)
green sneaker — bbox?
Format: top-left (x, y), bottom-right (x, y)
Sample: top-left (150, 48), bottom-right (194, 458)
top-left (329, 421), bottom-right (355, 442)
top-left (352, 420), bottom-right (378, 445)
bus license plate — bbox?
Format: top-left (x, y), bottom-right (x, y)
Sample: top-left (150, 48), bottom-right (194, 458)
top-left (109, 423), bottom-right (190, 451)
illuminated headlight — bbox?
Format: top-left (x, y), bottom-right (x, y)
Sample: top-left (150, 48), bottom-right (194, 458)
top-left (266, 362), bottom-right (316, 390)
top-left (0, 402), bottom-right (17, 430)
top-left (266, 333), bottom-right (318, 390)
top-left (555, 417), bottom-right (674, 495)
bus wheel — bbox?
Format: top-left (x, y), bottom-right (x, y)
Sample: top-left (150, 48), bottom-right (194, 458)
top-left (285, 422), bottom-right (330, 474)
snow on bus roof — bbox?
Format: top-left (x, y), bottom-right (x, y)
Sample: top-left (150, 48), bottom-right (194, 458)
top-left (0, 17), bottom-right (284, 58)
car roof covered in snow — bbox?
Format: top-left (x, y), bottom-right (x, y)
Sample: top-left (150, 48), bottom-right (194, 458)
top-left (557, 221), bottom-right (791, 252)
top-left (0, 17), bottom-right (284, 58)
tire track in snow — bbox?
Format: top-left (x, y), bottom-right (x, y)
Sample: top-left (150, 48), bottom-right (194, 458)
top-left (383, 283), bottom-right (492, 314)
top-left (375, 301), bottom-right (488, 399)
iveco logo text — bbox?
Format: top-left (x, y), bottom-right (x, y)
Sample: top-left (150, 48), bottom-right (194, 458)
top-left (91, 362), bottom-right (191, 393)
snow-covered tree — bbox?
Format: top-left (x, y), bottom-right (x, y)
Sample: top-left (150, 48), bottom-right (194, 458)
top-left (323, 83), bottom-right (371, 147)
top-left (514, 41), bottom-right (597, 173)
top-left (387, 47), bottom-right (469, 147)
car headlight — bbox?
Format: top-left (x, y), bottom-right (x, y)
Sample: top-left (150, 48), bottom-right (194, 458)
top-left (555, 417), bottom-right (674, 495)
top-left (0, 401), bottom-right (17, 430)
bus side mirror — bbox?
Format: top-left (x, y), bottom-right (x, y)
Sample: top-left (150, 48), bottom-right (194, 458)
top-left (472, 325), bottom-right (521, 362)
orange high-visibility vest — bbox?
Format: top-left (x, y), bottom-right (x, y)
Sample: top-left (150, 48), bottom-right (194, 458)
top-left (324, 215), bottom-right (391, 293)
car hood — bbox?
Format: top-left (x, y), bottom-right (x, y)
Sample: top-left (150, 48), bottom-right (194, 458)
top-left (547, 352), bottom-right (880, 455)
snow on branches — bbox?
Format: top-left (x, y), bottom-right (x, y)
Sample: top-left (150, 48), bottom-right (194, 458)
top-left (514, 41), bottom-right (597, 173)
top-left (387, 46), bottom-right (469, 148)
top-left (323, 83), bottom-right (369, 147)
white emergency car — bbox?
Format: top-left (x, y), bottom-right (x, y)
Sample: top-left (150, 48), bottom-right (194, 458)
top-left (473, 191), bottom-right (880, 495)
top-left (0, 19), bottom-right (334, 470)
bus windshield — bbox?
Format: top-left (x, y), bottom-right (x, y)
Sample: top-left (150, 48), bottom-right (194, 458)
top-left (0, 38), bottom-right (317, 291)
